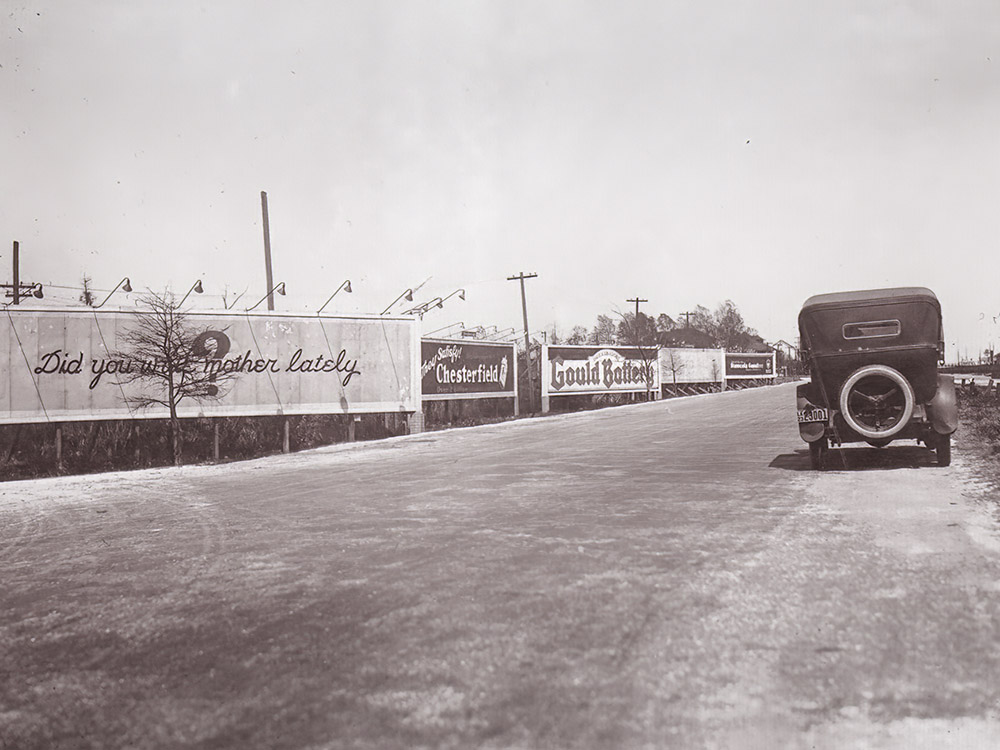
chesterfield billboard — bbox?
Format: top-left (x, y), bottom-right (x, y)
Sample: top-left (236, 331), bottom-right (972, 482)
top-left (420, 338), bottom-right (517, 401)
top-left (543, 345), bottom-right (660, 410)
top-left (0, 308), bottom-right (420, 424)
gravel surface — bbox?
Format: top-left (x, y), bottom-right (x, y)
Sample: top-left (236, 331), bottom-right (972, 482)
top-left (2, 382), bottom-right (1000, 749)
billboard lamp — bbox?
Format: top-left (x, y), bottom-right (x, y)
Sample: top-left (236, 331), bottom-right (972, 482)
top-left (381, 288), bottom-right (414, 315)
top-left (318, 279), bottom-right (352, 314)
top-left (246, 282), bottom-right (286, 311)
top-left (179, 279), bottom-right (204, 307)
top-left (93, 277), bottom-right (133, 308)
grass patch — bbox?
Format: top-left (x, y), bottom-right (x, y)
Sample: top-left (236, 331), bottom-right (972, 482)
top-left (958, 386), bottom-right (1000, 454)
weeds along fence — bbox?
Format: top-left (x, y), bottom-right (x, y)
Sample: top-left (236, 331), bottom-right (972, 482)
top-left (422, 397), bottom-right (516, 427)
top-left (0, 414), bottom-right (411, 482)
top-left (957, 379), bottom-right (1000, 450)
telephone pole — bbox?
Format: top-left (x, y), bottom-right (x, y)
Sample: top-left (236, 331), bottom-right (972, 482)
top-left (508, 272), bottom-right (538, 412)
top-left (681, 310), bottom-right (696, 328)
top-left (2, 241), bottom-right (44, 304)
top-left (626, 297), bottom-right (647, 320)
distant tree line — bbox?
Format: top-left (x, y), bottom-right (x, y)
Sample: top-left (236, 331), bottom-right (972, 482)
top-left (547, 300), bottom-right (770, 352)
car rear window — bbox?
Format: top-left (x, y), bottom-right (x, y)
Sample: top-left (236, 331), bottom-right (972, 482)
top-left (842, 319), bottom-right (901, 339)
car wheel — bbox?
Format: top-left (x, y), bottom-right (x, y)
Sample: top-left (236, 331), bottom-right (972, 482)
top-left (935, 433), bottom-right (952, 467)
top-left (838, 364), bottom-right (915, 440)
top-left (809, 437), bottom-right (828, 470)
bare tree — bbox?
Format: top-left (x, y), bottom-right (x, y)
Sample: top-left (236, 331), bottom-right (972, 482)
top-left (566, 325), bottom-right (588, 345)
top-left (655, 313), bottom-right (676, 336)
top-left (616, 312), bottom-right (658, 347)
top-left (663, 348), bottom-right (685, 390)
top-left (590, 314), bottom-right (619, 345)
top-left (615, 310), bottom-right (658, 401)
top-left (675, 305), bottom-right (716, 340)
top-left (114, 291), bottom-right (238, 465)
top-left (79, 275), bottom-right (95, 307)
top-left (712, 299), bottom-right (757, 350)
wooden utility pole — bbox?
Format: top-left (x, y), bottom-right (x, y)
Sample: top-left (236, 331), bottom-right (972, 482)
top-left (681, 310), bottom-right (696, 328)
top-left (627, 297), bottom-right (651, 401)
top-left (626, 297), bottom-right (647, 320)
top-left (508, 272), bottom-right (538, 412)
top-left (260, 191), bottom-right (275, 311)
top-left (2, 240), bottom-right (43, 304)
top-left (12, 240), bottom-right (20, 305)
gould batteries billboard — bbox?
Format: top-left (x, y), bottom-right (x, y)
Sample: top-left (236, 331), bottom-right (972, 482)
top-left (544, 345), bottom-right (659, 397)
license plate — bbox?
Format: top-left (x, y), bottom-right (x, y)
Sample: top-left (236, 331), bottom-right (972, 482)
top-left (797, 408), bottom-right (829, 423)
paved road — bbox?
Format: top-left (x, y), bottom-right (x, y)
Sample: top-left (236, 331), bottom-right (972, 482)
top-left (2, 382), bottom-right (1000, 749)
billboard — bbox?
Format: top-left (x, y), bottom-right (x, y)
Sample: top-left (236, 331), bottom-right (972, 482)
top-left (658, 348), bottom-right (725, 384)
top-left (724, 351), bottom-right (776, 379)
top-left (420, 338), bottom-right (517, 400)
top-left (0, 308), bottom-right (420, 424)
top-left (543, 345), bottom-right (659, 407)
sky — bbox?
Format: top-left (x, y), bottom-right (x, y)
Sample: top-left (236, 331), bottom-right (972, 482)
top-left (2, 0), bottom-right (999, 361)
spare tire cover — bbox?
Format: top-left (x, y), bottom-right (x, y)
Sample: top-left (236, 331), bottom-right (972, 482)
top-left (838, 364), bottom-right (915, 439)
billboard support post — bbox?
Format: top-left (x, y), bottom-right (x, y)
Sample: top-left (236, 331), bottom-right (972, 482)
top-left (513, 345), bottom-right (520, 416)
top-left (541, 344), bottom-right (550, 413)
top-left (55, 424), bottom-right (63, 470)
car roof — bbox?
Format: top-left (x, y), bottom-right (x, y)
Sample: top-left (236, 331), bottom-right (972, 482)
top-left (800, 287), bottom-right (940, 314)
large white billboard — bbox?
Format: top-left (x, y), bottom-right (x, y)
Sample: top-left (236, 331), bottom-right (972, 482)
top-left (0, 308), bottom-right (420, 424)
top-left (658, 348), bottom-right (725, 384)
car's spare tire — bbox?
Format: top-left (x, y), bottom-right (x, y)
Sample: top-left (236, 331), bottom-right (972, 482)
top-left (838, 364), bottom-right (915, 439)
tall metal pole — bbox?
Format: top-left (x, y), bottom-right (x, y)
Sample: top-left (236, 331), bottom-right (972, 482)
top-left (12, 240), bottom-right (19, 305)
top-left (260, 191), bottom-right (274, 311)
top-left (508, 272), bottom-right (538, 412)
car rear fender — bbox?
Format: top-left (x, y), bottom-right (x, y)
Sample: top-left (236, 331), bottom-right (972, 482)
top-left (927, 374), bottom-right (958, 435)
top-left (797, 383), bottom-right (827, 443)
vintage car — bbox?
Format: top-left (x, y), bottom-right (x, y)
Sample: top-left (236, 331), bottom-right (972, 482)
top-left (797, 287), bottom-right (957, 469)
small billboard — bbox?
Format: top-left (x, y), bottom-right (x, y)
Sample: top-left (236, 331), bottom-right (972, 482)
top-left (420, 338), bottom-right (517, 401)
top-left (724, 351), bottom-right (776, 379)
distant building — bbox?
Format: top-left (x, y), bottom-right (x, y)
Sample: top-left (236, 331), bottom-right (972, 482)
top-left (773, 339), bottom-right (799, 360)
top-left (729, 332), bottom-right (772, 353)
top-left (660, 327), bottom-right (716, 348)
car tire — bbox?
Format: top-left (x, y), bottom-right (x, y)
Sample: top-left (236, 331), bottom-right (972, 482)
top-left (838, 364), bottom-right (915, 440)
top-left (935, 433), bottom-right (952, 467)
top-left (809, 437), bottom-right (828, 470)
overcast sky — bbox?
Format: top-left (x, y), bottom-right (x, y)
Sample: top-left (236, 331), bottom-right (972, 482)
top-left (3, 1), bottom-right (999, 359)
